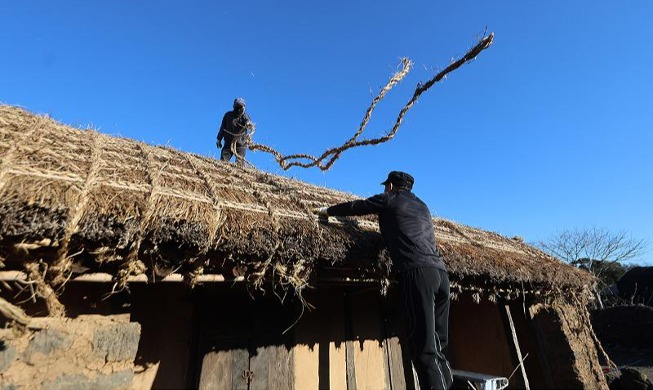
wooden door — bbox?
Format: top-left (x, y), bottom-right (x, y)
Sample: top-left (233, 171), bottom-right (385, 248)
top-left (291, 285), bottom-right (413, 390)
top-left (198, 340), bottom-right (249, 390)
top-left (195, 284), bottom-right (294, 390)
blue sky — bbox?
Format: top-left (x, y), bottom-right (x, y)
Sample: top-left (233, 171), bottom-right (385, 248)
top-left (2, 1), bottom-right (651, 265)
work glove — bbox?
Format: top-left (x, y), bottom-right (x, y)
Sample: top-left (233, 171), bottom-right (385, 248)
top-left (312, 207), bottom-right (329, 217)
top-left (216, 139), bottom-right (222, 149)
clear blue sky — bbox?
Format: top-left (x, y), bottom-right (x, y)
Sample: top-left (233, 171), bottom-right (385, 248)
top-left (2, 1), bottom-right (651, 265)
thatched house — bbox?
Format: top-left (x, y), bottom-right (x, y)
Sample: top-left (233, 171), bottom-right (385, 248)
top-left (0, 105), bottom-right (608, 389)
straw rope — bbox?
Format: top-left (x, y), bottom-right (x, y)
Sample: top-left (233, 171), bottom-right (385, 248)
top-left (24, 262), bottom-right (65, 317)
top-left (248, 33), bottom-right (494, 171)
top-left (0, 111), bottom-right (44, 194)
top-left (218, 119), bottom-right (255, 167)
top-left (118, 142), bottom-right (159, 288)
top-left (0, 162), bottom-right (369, 226)
top-left (183, 153), bottom-right (225, 247)
top-left (0, 107), bottom-right (584, 286)
top-left (51, 131), bottom-right (102, 285)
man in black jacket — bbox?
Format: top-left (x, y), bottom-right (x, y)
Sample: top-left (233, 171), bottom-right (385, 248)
top-left (217, 97), bottom-right (252, 164)
top-left (314, 171), bottom-right (452, 389)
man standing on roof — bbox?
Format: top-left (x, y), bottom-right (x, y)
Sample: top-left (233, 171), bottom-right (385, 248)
top-left (313, 171), bottom-right (452, 390)
top-left (217, 97), bottom-right (252, 164)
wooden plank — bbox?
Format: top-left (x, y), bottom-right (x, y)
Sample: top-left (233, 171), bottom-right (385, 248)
top-left (379, 289), bottom-right (409, 390)
top-left (352, 339), bottom-right (387, 389)
top-left (198, 350), bottom-right (233, 390)
top-left (329, 340), bottom-right (347, 390)
top-left (293, 343), bottom-right (319, 389)
top-left (198, 345), bottom-right (249, 390)
top-left (293, 287), bottom-right (347, 390)
top-left (232, 348), bottom-right (250, 390)
top-left (386, 336), bottom-right (407, 390)
top-left (250, 344), bottom-right (293, 390)
top-left (345, 340), bottom-right (357, 390)
top-left (249, 346), bottom-right (269, 390)
top-left (350, 289), bottom-right (388, 390)
top-left (343, 292), bottom-right (357, 390)
top-left (326, 290), bottom-right (347, 390)
top-left (269, 345), bottom-right (293, 389)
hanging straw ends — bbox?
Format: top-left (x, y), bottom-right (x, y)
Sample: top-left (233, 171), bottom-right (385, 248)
top-left (23, 262), bottom-right (66, 317)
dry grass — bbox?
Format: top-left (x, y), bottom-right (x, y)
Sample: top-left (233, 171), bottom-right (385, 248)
top-left (0, 105), bottom-right (596, 312)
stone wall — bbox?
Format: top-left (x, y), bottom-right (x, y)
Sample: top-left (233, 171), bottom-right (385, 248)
top-left (0, 314), bottom-right (140, 390)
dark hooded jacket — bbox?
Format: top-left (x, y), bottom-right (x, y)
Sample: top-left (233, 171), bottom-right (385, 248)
top-left (217, 109), bottom-right (251, 147)
top-left (327, 189), bottom-right (446, 273)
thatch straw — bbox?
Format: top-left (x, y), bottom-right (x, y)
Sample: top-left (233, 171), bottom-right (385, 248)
top-left (0, 105), bottom-right (595, 312)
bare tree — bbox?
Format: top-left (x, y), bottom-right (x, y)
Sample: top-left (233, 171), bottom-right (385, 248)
top-left (539, 227), bottom-right (648, 283)
top-left (539, 227), bottom-right (649, 308)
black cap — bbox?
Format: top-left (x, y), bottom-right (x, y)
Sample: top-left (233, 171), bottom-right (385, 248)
top-left (381, 171), bottom-right (414, 189)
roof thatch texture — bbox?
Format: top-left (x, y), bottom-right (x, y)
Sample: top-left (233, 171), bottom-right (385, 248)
top-left (0, 105), bottom-right (594, 305)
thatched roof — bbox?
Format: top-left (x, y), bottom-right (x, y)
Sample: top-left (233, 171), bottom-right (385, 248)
top-left (0, 105), bottom-right (594, 305)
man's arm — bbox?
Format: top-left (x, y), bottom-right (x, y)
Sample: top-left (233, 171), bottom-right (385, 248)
top-left (217, 114), bottom-right (229, 142)
top-left (326, 193), bottom-right (388, 217)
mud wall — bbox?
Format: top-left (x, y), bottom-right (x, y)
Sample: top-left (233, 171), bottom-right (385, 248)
top-left (530, 302), bottom-right (608, 390)
top-left (0, 314), bottom-right (140, 390)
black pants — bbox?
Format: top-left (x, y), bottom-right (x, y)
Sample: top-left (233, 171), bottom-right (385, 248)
top-left (220, 144), bottom-right (246, 164)
top-left (398, 267), bottom-right (452, 390)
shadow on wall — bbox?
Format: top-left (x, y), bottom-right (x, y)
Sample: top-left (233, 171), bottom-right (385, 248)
top-left (129, 282), bottom-right (416, 389)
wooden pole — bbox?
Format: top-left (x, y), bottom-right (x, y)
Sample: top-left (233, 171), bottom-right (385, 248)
top-left (504, 304), bottom-right (530, 390)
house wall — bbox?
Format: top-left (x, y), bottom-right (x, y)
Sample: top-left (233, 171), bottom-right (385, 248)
top-left (529, 302), bottom-right (608, 390)
top-left (130, 283), bottom-right (197, 389)
top-left (449, 295), bottom-right (514, 377)
top-left (191, 283), bottom-right (294, 390)
top-left (1, 281), bottom-right (607, 389)
top-left (185, 284), bottom-right (409, 390)
top-left (448, 295), bottom-right (551, 388)
top-left (292, 286), bottom-right (347, 390)
top-left (291, 286), bottom-right (411, 390)
top-left (447, 294), bottom-right (609, 390)
top-left (0, 314), bottom-right (139, 390)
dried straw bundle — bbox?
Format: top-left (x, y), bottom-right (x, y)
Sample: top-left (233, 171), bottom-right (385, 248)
top-left (0, 106), bottom-right (595, 314)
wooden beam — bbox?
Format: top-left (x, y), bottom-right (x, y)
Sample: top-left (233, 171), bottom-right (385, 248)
top-left (343, 292), bottom-right (357, 390)
top-left (0, 271), bottom-right (383, 285)
top-left (0, 271), bottom-right (244, 283)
